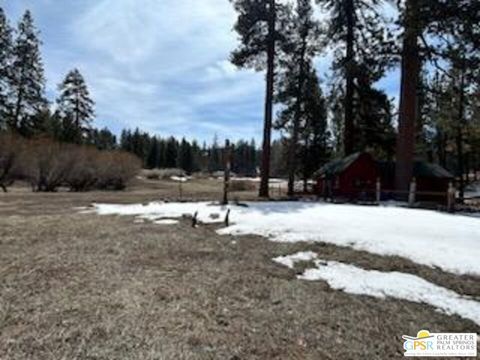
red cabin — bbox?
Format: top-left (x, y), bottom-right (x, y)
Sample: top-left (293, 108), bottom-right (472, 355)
top-left (314, 152), bottom-right (454, 203)
top-left (314, 153), bottom-right (378, 200)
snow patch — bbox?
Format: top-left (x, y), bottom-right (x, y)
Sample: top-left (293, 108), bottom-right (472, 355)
top-left (276, 253), bottom-right (480, 326)
top-left (273, 251), bottom-right (318, 269)
top-left (154, 219), bottom-right (179, 225)
top-left (90, 201), bottom-right (480, 276)
top-left (93, 202), bottom-right (227, 224)
top-left (170, 176), bottom-right (189, 182)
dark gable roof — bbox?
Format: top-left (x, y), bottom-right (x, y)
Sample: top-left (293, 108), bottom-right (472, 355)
top-left (413, 162), bottom-right (453, 178)
top-left (314, 152), bottom-right (363, 178)
top-left (377, 160), bottom-right (453, 179)
top-left (315, 152), bottom-right (453, 179)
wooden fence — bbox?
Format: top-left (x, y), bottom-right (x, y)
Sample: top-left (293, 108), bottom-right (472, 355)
top-left (321, 178), bottom-right (456, 212)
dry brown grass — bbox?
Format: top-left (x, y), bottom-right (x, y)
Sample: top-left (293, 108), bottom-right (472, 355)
top-left (0, 178), bottom-right (479, 359)
top-left (229, 180), bottom-right (258, 192)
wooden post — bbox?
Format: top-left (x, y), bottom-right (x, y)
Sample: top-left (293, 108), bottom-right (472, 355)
top-left (179, 180), bottom-right (183, 200)
top-left (222, 139), bottom-right (231, 205)
top-left (225, 209), bottom-right (231, 227)
top-left (192, 211), bottom-right (198, 227)
top-left (376, 177), bottom-right (381, 204)
top-left (408, 178), bottom-right (416, 207)
top-left (447, 182), bottom-right (456, 213)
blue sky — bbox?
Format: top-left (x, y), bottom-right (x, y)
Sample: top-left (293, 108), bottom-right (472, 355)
top-left (2, 0), bottom-right (399, 143)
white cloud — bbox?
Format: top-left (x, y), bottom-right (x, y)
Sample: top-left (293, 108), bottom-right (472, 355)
top-left (3, 0), bottom-right (401, 143)
top-left (74, 0), bottom-right (236, 73)
top-left (63, 0), bottom-right (265, 141)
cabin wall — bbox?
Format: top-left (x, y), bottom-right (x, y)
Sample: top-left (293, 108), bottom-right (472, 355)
top-left (338, 155), bottom-right (377, 198)
top-left (416, 177), bottom-right (450, 203)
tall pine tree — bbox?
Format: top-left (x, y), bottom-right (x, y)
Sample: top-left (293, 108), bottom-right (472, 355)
top-left (9, 10), bottom-right (46, 135)
top-left (230, 0), bottom-right (289, 197)
top-left (300, 69), bottom-right (329, 190)
top-left (56, 68), bottom-right (94, 144)
top-left (316, 0), bottom-right (394, 156)
top-left (395, 0), bottom-right (480, 191)
top-left (0, 7), bottom-right (12, 129)
top-left (277, 0), bottom-right (321, 196)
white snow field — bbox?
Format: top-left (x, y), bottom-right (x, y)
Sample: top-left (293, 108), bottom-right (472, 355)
top-left (273, 252), bottom-right (480, 326)
top-left (92, 201), bottom-right (480, 276)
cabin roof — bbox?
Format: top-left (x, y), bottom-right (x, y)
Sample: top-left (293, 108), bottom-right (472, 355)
top-left (377, 161), bottom-right (453, 179)
top-left (314, 152), bottom-right (453, 179)
top-left (313, 152), bottom-right (364, 178)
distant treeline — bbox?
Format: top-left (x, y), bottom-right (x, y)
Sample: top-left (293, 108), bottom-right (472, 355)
top-left (119, 130), bottom-right (259, 176)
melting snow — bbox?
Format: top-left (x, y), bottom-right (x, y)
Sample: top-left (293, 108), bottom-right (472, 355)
top-left (153, 219), bottom-right (179, 225)
top-left (273, 251), bottom-right (318, 269)
top-left (170, 176), bottom-right (189, 182)
top-left (91, 201), bottom-right (480, 276)
top-left (276, 252), bottom-right (480, 326)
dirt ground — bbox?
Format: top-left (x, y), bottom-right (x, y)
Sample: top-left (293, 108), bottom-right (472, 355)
top-left (0, 178), bottom-right (479, 359)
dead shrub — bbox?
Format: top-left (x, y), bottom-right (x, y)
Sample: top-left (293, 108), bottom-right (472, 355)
top-left (65, 146), bottom-right (101, 191)
top-left (0, 133), bottom-right (24, 192)
top-left (12, 137), bottom-right (141, 192)
top-left (21, 138), bottom-right (74, 192)
top-left (95, 151), bottom-right (141, 190)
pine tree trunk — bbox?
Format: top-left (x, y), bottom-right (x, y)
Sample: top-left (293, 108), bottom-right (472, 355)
top-left (465, 152), bottom-right (470, 185)
top-left (259, 0), bottom-right (276, 198)
top-left (303, 133), bottom-right (310, 193)
top-left (438, 131), bottom-right (447, 168)
top-left (395, 0), bottom-right (421, 193)
top-left (456, 64), bottom-right (466, 202)
top-left (344, 0), bottom-right (355, 156)
top-left (474, 156), bottom-right (478, 181)
top-left (287, 38), bottom-right (308, 197)
top-left (456, 130), bottom-right (465, 201)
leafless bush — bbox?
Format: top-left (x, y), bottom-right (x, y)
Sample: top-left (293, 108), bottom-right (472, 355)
top-left (65, 146), bottom-right (101, 191)
top-left (95, 151), bottom-right (141, 190)
top-left (14, 137), bottom-right (141, 192)
top-left (20, 138), bottom-right (74, 192)
top-left (0, 133), bottom-right (24, 192)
